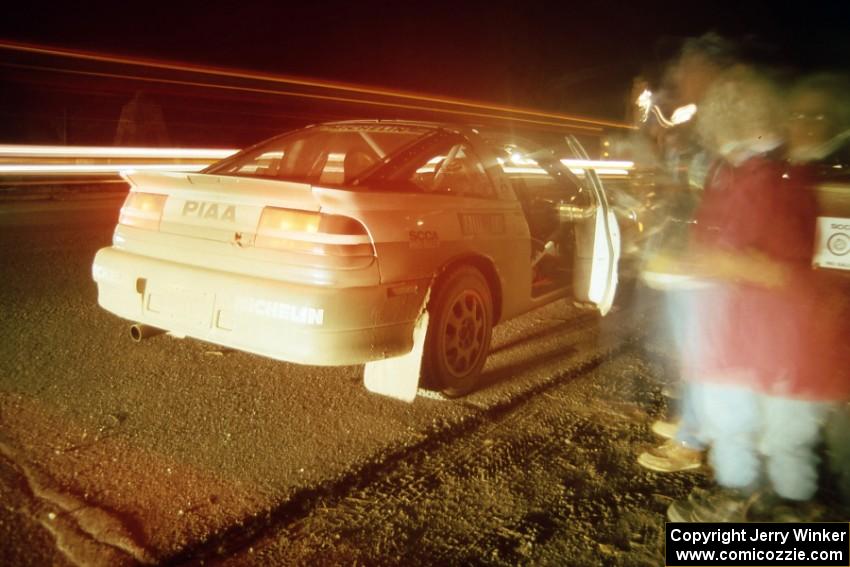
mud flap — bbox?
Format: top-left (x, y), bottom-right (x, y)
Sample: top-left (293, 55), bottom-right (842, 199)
top-left (363, 289), bottom-right (431, 403)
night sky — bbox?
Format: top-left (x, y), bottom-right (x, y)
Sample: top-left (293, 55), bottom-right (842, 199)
top-left (1, 1), bottom-right (848, 144)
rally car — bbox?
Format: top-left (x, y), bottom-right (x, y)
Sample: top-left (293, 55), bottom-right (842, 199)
top-left (92, 120), bottom-right (620, 397)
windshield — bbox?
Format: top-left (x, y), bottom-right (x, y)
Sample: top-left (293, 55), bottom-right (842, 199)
top-left (206, 124), bottom-right (433, 186)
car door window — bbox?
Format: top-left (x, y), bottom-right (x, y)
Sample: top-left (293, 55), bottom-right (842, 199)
top-left (410, 143), bottom-right (494, 198)
top-left (497, 147), bottom-right (593, 241)
top-left (500, 150), bottom-right (591, 206)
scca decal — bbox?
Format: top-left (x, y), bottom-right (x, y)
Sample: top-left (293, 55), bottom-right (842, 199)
top-left (409, 230), bottom-right (439, 249)
top-left (827, 232), bottom-right (849, 256)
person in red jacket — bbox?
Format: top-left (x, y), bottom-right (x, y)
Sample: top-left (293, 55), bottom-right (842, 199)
top-left (663, 67), bottom-right (850, 522)
top-left (786, 72), bottom-right (850, 505)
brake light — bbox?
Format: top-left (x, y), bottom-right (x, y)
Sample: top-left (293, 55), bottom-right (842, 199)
top-left (258, 208), bottom-right (321, 234)
top-left (255, 207), bottom-right (373, 257)
top-left (119, 192), bottom-right (167, 231)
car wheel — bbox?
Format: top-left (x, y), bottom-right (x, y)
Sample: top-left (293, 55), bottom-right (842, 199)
top-left (423, 266), bottom-right (493, 397)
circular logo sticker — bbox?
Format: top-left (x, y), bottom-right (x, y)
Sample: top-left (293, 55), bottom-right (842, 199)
top-left (827, 232), bottom-right (850, 256)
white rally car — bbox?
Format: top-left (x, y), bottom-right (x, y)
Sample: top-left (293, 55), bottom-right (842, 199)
top-left (93, 121), bottom-right (620, 397)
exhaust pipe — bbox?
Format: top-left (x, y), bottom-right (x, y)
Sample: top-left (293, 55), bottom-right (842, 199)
top-left (129, 324), bottom-right (165, 342)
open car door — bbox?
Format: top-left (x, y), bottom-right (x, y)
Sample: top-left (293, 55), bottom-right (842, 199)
top-left (565, 135), bottom-right (621, 315)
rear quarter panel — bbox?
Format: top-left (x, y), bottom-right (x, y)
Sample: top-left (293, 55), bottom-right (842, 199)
top-left (313, 187), bottom-right (533, 320)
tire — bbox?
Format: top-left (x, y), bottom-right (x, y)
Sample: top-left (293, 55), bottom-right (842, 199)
top-left (423, 266), bottom-right (494, 397)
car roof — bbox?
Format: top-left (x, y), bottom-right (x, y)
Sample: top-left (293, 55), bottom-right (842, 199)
top-left (313, 118), bottom-right (464, 133)
top-left (311, 119), bottom-right (541, 144)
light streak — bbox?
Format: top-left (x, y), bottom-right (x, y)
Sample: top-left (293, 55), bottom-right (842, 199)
top-left (0, 145), bottom-right (235, 158)
top-left (0, 179), bottom-right (125, 186)
top-left (3, 62), bottom-right (605, 133)
top-left (0, 146), bottom-right (633, 178)
top-left (670, 104), bottom-right (697, 125)
top-left (0, 164), bottom-right (207, 174)
top-left (562, 159), bottom-right (633, 169)
top-left (650, 103), bottom-right (697, 128)
top-left (636, 89), bottom-right (697, 128)
top-left (0, 40), bottom-right (633, 131)
top-left (570, 168), bottom-right (630, 176)
top-left (636, 89), bottom-right (652, 123)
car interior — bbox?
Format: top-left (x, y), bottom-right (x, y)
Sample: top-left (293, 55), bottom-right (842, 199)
top-left (495, 146), bottom-right (594, 298)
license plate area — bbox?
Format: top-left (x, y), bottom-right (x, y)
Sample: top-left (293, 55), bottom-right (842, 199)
top-left (145, 286), bottom-right (214, 328)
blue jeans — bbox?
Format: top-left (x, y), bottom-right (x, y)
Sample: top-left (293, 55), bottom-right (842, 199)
top-left (675, 382), bottom-right (705, 450)
top-left (694, 381), bottom-right (833, 501)
top-left (663, 288), bottom-right (705, 450)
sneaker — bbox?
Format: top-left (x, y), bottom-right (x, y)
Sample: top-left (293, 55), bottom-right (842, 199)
top-left (667, 488), bottom-right (751, 523)
top-left (638, 440), bottom-right (702, 473)
top-left (651, 420), bottom-right (679, 440)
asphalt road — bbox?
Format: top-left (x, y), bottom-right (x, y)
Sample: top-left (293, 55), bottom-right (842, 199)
top-left (0, 195), bottom-right (642, 565)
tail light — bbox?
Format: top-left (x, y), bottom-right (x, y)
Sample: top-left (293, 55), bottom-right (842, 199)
top-left (255, 207), bottom-right (374, 257)
top-left (119, 191), bottom-right (167, 231)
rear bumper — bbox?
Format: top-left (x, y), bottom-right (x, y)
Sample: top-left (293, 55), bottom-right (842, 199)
top-left (92, 247), bottom-right (429, 365)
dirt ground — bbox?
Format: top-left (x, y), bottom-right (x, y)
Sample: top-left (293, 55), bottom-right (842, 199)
top-left (206, 345), bottom-right (848, 567)
top-left (210, 348), bottom-right (681, 566)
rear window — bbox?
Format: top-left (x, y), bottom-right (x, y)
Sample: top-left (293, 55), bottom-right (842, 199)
top-left (206, 124), bottom-right (432, 186)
